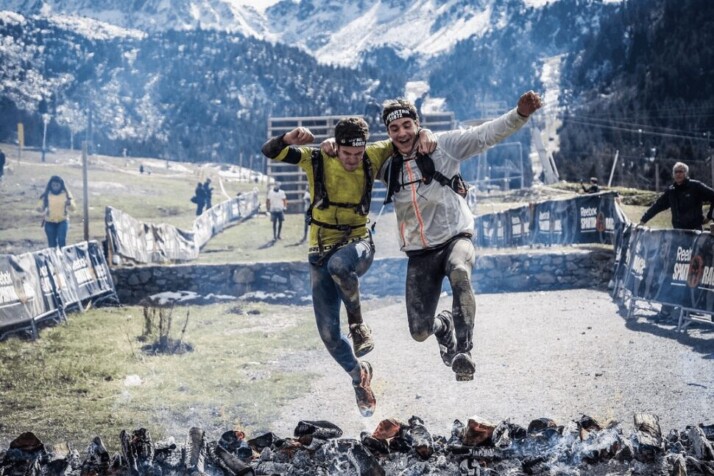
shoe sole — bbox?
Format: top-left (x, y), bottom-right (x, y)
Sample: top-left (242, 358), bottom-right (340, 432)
top-left (354, 342), bottom-right (374, 358)
top-left (452, 353), bottom-right (475, 382)
top-left (361, 407), bottom-right (374, 417)
top-left (455, 372), bottom-right (474, 382)
top-left (357, 362), bottom-right (376, 417)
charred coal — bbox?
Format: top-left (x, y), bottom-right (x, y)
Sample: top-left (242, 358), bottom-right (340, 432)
top-left (1, 413), bottom-right (714, 475)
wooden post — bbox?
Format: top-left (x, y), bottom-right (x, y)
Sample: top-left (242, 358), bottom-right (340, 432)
top-left (607, 150), bottom-right (619, 187)
top-left (82, 141), bottom-right (89, 241)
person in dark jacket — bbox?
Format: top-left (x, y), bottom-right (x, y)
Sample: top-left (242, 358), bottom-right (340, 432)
top-left (203, 178), bottom-right (213, 210)
top-left (639, 162), bottom-right (714, 230)
top-left (581, 177), bottom-right (600, 194)
top-left (193, 182), bottom-right (206, 215)
top-left (638, 161), bottom-right (714, 321)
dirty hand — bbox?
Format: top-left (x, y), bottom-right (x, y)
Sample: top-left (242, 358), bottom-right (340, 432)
top-left (517, 91), bottom-right (543, 117)
top-left (417, 128), bottom-right (438, 155)
top-left (321, 138), bottom-right (338, 157)
top-left (284, 127), bottom-right (315, 146)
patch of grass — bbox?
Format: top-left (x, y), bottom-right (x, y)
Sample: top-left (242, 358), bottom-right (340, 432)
top-left (0, 302), bottom-right (321, 451)
top-left (0, 143), bottom-right (309, 262)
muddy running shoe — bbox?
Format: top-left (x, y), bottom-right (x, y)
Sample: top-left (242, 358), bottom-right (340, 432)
top-left (451, 352), bottom-right (475, 382)
top-left (435, 311), bottom-right (458, 366)
top-left (353, 361), bottom-right (376, 417)
top-left (349, 323), bottom-right (374, 357)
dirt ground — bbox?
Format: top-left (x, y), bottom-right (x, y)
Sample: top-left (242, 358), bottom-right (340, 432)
top-left (268, 288), bottom-right (714, 440)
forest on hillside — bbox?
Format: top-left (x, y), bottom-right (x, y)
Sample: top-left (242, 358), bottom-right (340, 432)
top-left (556, 0), bottom-right (714, 189)
top-left (0, 20), bottom-right (404, 164)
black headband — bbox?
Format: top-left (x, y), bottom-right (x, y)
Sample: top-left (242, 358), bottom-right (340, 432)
top-left (384, 108), bottom-right (417, 126)
top-left (336, 137), bottom-right (366, 147)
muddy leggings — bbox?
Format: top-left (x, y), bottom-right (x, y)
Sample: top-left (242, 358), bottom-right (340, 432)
top-left (309, 239), bottom-right (375, 373)
top-left (405, 236), bottom-right (476, 353)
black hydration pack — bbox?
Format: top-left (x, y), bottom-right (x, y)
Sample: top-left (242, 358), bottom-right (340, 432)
top-left (383, 152), bottom-right (470, 204)
top-left (307, 149), bottom-right (374, 222)
top-left (306, 149), bottom-right (375, 261)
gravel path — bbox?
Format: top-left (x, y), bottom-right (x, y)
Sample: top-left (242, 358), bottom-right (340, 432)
top-left (269, 288), bottom-right (714, 438)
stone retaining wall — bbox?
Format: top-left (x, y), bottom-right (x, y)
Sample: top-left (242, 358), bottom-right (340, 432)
top-left (112, 248), bottom-right (614, 305)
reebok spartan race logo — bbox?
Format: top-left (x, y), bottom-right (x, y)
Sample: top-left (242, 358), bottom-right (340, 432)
top-left (596, 212), bottom-right (606, 232)
top-left (687, 255), bottom-right (705, 288)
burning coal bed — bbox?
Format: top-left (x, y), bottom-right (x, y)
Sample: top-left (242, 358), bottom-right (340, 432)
top-left (1, 413), bottom-right (713, 476)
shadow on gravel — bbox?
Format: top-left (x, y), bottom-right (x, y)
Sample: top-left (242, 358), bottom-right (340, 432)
top-left (258, 239), bottom-right (276, 249)
top-left (623, 313), bottom-right (714, 359)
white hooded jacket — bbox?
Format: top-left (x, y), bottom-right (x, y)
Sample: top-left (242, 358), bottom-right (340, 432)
top-left (380, 108), bottom-right (528, 253)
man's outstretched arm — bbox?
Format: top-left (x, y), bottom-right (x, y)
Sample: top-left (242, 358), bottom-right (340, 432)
top-left (262, 127), bottom-right (315, 158)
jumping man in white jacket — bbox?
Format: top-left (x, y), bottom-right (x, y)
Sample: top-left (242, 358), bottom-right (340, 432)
top-left (379, 91), bottom-right (542, 381)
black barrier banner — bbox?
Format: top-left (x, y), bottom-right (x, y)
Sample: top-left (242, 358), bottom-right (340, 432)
top-left (507, 205), bottom-right (532, 247)
top-left (475, 213), bottom-right (497, 248)
top-left (573, 192), bottom-right (621, 245)
top-left (82, 241), bottom-right (115, 297)
top-left (61, 241), bottom-right (116, 303)
top-left (532, 199), bottom-right (577, 245)
top-left (685, 233), bottom-right (714, 313)
top-left (623, 228), bottom-right (700, 307)
top-left (492, 212), bottom-right (508, 248)
top-left (0, 254), bottom-right (42, 328)
top-left (62, 244), bottom-right (96, 302)
top-left (0, 241), bottom-right (117, 334)
top-left (476, 192), bottom-right (629, 248)
top-left (35, 247), bottom-right (80, 309)
top-left (475, 210), bottom-right (511, 248)
top-left (30, 252), bottom-right (59, 314)
top-left (612, 223), bottom-right (634, 286)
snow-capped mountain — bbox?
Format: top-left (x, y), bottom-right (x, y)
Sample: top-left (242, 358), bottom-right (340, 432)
top-left (0, 0), bottom-right (615, 173)
top-left (4, 0), bottom-right (704, 192)
top-left (1, 0), bottom-right (272, 38)
top-left (264, 0), bottom-right (503, 65)
top-left (2, 0), bottom-right (604, 67)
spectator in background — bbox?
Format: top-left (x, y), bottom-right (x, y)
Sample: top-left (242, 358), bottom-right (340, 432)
top-left (38, 175), bottom-right (75, 248)
top-left (193, 181), bottom-right (206, 215)
top-left (139, 164), bottom-right (145, 174)
top-left (203, 178), bottom-right (213, 210)
top-left (300, 189), bottom-right (310, 243)
top-left (414, 92), bottom-right (428, 121)
top-left (639, 161), bottom-right (714, 321)
top-left (639, 162), bottom-right (714, 230)
top-left (581, 177), bottom-right (600, 194)
top-left (266, 182), bottom-right (287, 240)
top-left (0, 147), bottom-right (6, 182)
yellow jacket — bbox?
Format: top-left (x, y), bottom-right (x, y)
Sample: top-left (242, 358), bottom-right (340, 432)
top-left (38, 191), bottom-right (75, 223)
top-left (272, 140), bottom-right (393, 249)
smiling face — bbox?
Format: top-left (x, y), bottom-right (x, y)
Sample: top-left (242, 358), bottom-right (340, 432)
top-left (387, 117), bottom-right (419, 155)
top-left (336, 145), bottom-right (365, 172)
